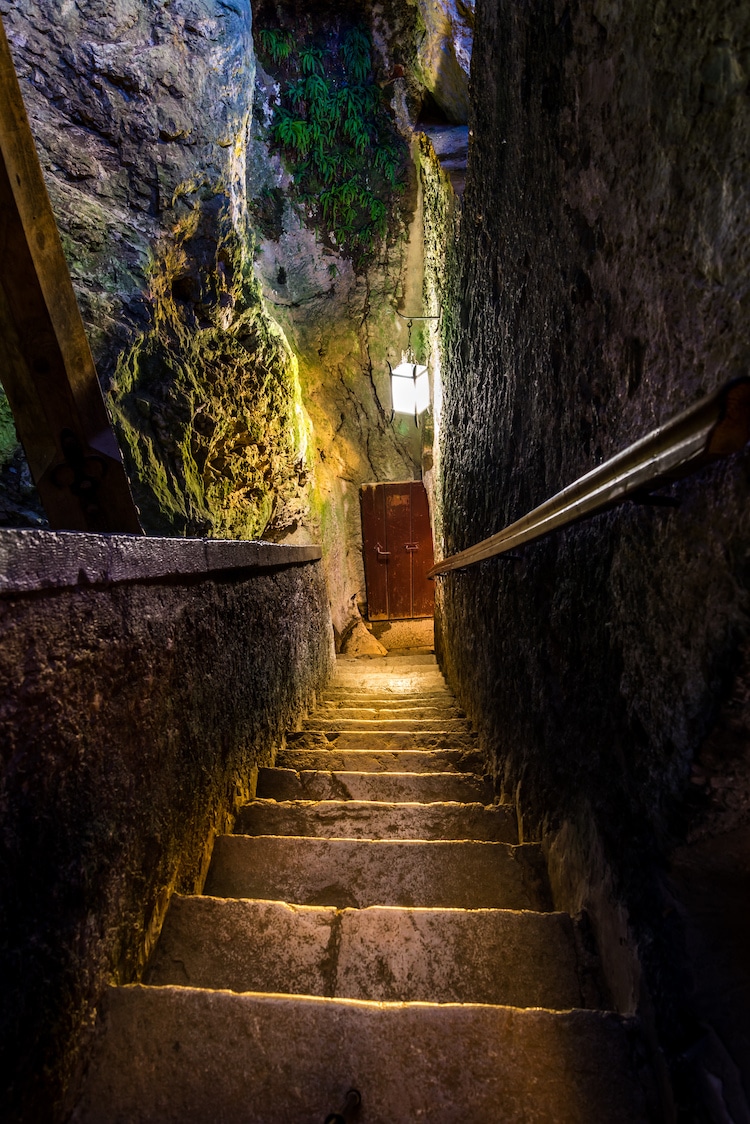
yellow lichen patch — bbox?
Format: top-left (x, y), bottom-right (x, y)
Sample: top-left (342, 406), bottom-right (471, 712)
top-left (109, 189), bottom-right (312, 540)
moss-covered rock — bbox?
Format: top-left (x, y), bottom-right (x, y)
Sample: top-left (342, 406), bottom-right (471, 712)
top-left (109, 192), bottom-right (310, 538)
top-left (0, 388), bottom-right (17, 468)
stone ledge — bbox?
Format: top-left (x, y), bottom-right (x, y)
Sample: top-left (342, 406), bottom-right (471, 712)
top-left (0, 529), bottom-right (322, 596)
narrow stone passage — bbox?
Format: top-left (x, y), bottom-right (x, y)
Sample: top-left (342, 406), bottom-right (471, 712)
top-left (73, 654), bottom-right (657, 1122)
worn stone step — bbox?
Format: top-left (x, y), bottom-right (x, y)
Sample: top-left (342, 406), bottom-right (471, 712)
top-left (204, 835), bottom-right (550, 910)
top-left (324, 687), bottom-right (453, 702)
top-left (332, 666), bottom-right (446, 683)
top-left (286, 731), bottom-right (478, 753)
top-left (303, 717), bottom-right (471, 733)
top-left (312, 705), bottom-right (464, 721)
top-left (339, 653), bottom-right (440, 667)
top-left (257, 767), bottom-right (492, 804)
top-left (147, 897), bottom-right (601, 1008)
top-left (276, 747), bottom-right (484, 774)
top-left (316, 697), bottom-right (461, 712)
top-left (333, 670), bottom-right (447, 685)
top-left (73, 986), bottom-right (656, 1124)
top-left (235, 799), bottom-right (517, 842)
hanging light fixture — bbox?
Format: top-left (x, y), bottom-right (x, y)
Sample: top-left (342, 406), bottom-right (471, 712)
top-left (390, 357), bottom-right (430, 417)
top-left (389, 313), bottom-right (440, 424)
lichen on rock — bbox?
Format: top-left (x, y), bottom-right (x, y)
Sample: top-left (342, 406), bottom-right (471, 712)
top-left (109, 191), bottom-right (311, 538)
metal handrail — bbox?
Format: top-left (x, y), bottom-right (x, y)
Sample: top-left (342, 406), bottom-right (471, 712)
top-left (428, 376), bottom-right (750, 577)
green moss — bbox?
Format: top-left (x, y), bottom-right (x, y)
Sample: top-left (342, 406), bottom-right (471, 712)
top-left (0, 386), bottom-right (19, 466)
top-left (109, 190), bottom-right (309, 539)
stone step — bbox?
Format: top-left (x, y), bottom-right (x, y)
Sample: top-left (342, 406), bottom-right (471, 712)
top-left (73, 986), bottom-right (656, 1124)
top-left (276, 747), bottom-right (484, 774)
top-left (302, 717), bottom-right (471, 733)
top-left (286, 731), bottom-right (478, 753)
top-left (147, 897), bottom-right (601, 1009)
top-left (204, 835), bottom-right (550, 910)
top-left (332, 666), bottom-right (446, 682)
top-left (257, 767), bottom-right (492, 804)
top-left (312, 705), bottom-right (464, 720)
top-left (329, 682), bottom-right (451, 698)
top-left (338, 653), bottom-right (440, 667)
top-left (316, 697), bottom-right (461, 712)
top-left (235, 799), bottom-right (517, 842)
top-left (324, 687), bottom-right (453, 701)
top-left (332, 670), bottom-right (447, 685)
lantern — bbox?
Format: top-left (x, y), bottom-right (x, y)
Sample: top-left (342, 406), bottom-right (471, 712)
top-left (390, 360), bottom-right (430, 419)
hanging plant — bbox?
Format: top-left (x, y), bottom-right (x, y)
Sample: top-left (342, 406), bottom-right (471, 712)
top-left (255, 20), bottom-right (408, 265)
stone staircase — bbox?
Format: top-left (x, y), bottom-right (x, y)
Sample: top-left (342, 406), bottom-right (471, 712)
top-left (73, 653), bottom-right (656, 1123)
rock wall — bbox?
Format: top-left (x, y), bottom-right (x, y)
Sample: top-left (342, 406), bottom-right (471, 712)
top-left (0, 531), bottom-right (333, 1123)
top-left (1, 0), bottom-right (315, 544)
top-left (433, 0), bottom-right (750, 1105)
top-left (0, 0), bottom-right (456, 636)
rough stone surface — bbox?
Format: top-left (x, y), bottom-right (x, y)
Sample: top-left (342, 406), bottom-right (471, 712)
top-left (431, 0), bottom-right (750, 1107)
top-left (0, 529), bottom-right (320, 594)
top-left (276, 747), bottom-right (485, 773)
top-left (72, 986), bottom-right (658, 1124)
top-left (71, 642), bottom-right (660, 1120)
top-left (1, 0), bottom-right (316, 541)
top-left (285, 730), bottom-right (479, 752)
top-left (341, 621), bottom-right (389, 658)
top-left (235, 797), bottom-right (516, 841)
top-left (303, 715), bottom-right (470, 731)
top-left (370, 617), bottom-right (435, 650)
top-left (0, 552), bottom-right (333, 1122)
top-left (312, 703), bottom-right (463, 717)
top-left (256, 767), bottom-right (492, 803)
top-left (147, 896), bottom-right (595, 1008)
top-left (415, 0), bottom-right (474, 123)
top-left (0, 0), bottom-right (430, 636)
top-left (204, 835), bottom-right (550, 910)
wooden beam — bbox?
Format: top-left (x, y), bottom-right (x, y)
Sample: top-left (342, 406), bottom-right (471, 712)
top-left (0, 15), bottom-right (142, 534)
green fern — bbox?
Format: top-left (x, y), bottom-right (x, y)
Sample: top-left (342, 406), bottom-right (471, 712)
top-left (261, 21), bottom-right (405, 263)
top-left (299, 45), bottom-right (324, 75)
top-left (287, 78), bottom-right (307, 109)
top-left (341, 27), bottom-right (371, 83)
top-left (304, 74), bottom-right (330, 107)
top-left (258, 28), bottom-right (294, 65)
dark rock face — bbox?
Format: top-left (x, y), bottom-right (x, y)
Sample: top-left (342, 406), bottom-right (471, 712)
top-left (0, 0), bottom-right (433, 633)
top-left (0, 540), bottom-right (332, 1122)
top-left (435, 0), bottom-right (750, 1099)
top-left (0, 0), bottom-right (314, 541)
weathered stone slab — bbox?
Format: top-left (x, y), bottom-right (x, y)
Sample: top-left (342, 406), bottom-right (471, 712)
top-left (256, 768), bottom-right (492, 804)
top-left (234, 798), bottom-right (517, 842)
top-left (289, 730), bottom-right (478, 752)
top-left (338, 652), bottom-right (440, 667)
top-left (336, 905), bottom-right (588, 1006)
top-left (332, 670), bottom-right (448, 687)
top-left (314, 696), bottom-right (461, 714)
top-left (147, 897), bottom-right (334, 996)
top-left (147, 897), bottom-right (595, 1008)
top-left (204, 836), bottom-right (550, 910)
top-left (303, 717), bottom-right (470, 732)
top-left (0, 530), bottom-right (322, 595)
top-left (276, 747), bottom-right (485, 774)
top-left (73, 986), bottom-right (657, 1124)
top-left (311, 705), bottom-right (464, 720)
top-left (324, 687), bottom-right (453, 701)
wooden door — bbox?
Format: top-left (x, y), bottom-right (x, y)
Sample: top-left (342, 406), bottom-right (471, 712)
top-left (360, 481), bottom-right (435, 620)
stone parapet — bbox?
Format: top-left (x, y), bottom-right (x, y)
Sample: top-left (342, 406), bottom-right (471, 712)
top-left (0, 529), bottom-right (322, 595)
top-left (0, 530), bottom-right (333, 1123)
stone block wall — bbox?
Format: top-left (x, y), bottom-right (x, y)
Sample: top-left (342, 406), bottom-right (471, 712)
top-left (433, 0), bottom-right (750, 1100)
top-left (0, 531), bottom-right (334, 1123)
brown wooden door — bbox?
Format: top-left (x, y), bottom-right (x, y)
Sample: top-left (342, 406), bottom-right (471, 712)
top-left (360, 481), bottom-right (435, 620)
